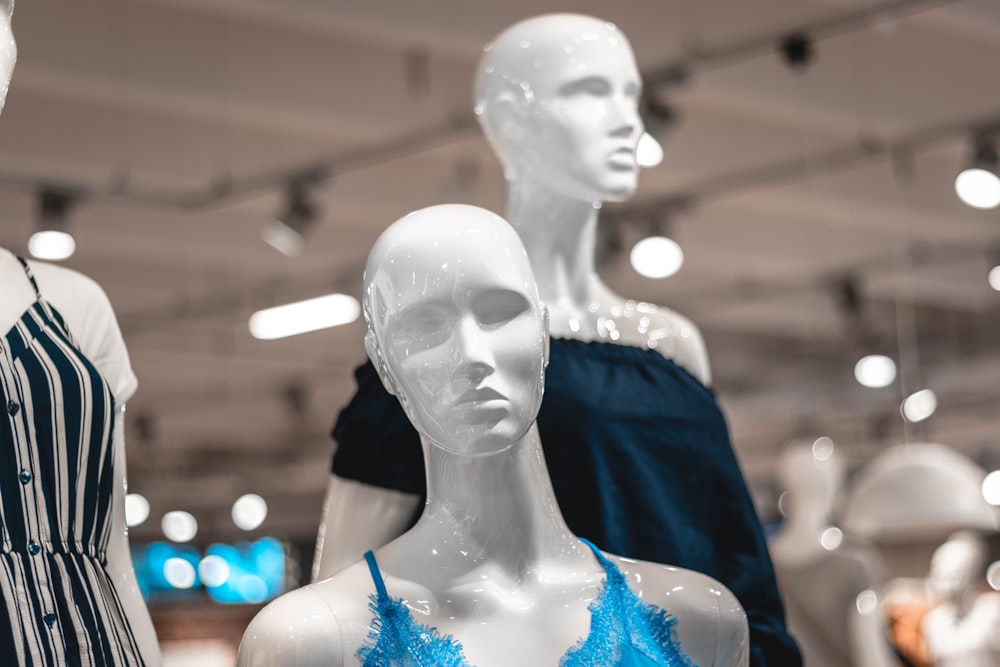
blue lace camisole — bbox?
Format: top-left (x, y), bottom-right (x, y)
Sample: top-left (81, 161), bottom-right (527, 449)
top-left (357, 539), bottom-right (696, 667)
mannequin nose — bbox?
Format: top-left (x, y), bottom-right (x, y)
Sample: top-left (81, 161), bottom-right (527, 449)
top-left (609, 99), bottom-right (641, 139)
top-left (453, 318), bottom-right (494, 383)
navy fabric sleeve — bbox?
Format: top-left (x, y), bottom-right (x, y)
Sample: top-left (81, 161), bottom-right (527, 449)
top-left (330, 361), bottom-right (426, 496)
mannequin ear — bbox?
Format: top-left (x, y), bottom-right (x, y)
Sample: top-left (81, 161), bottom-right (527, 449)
top-left (488, 91), bottom-right (529, 160)
top-left (364, 330), bottom-right (398, 397)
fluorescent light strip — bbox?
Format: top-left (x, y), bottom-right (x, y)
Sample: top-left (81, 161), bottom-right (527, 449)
top-left (249, 293), bottom-right (360, 340)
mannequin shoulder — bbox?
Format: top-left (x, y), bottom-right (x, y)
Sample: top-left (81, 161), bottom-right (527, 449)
top-left (239, 561), bottom-right (379, 667)
top-left (28, 260), bottom-right (116, 324)
top-left (593, 283), bottom-right (712, 386)
top-left (238, 585), bottom-right (345, 667)
top-left (613, 557), bottom-right (748, 666)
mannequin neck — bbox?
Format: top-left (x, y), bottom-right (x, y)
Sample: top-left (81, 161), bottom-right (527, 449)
top-left (409, 424), bottom-right (579, 580)
top-left (506, 179), bottom-right (601, 319)
top-left (773, 498), bottom-right (835, 562)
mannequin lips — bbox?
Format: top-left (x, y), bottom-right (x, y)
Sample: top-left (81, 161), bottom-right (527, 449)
top-left (454, 386), bottom-right (505, 406)
top-left (607, 147), bottom-right (637, 171)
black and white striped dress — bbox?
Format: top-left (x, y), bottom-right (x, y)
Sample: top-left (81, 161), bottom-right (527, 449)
top-left (1, 257), bottom-right (147, 665)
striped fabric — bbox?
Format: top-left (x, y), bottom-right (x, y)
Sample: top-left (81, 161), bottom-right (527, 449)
top-left (1, 258), bottom-right (146, 666)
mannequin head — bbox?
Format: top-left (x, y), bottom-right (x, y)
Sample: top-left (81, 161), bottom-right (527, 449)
top-left (0, 0), bottom-right (15, 114)
top-left (928, 530), bottom-right (988, 602)
top-left (363, 204), bottom-right (548, 457)
top-left (474, 14), bottom-right (643, 203)
top-left (778, 441), bottom-right (844, 522)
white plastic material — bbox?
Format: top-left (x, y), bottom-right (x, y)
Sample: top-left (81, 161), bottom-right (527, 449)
top-left (237, 205), bottom-right (749, 666)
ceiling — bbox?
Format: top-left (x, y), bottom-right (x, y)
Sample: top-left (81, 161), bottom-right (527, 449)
top-left (1, 0), bottom-right (998, 547)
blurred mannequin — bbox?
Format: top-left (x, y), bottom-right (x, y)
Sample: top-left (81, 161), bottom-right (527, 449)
top-left (922, 531), bottom-right (1000, 667)
top-left (770, 444), bottom-right (895, 667)
top-left (0, 4), bottom-right (160, 664)
top-left (239, 205), bottom-right (748, 666)
top-left (317, 14), bottom-right (798, 666)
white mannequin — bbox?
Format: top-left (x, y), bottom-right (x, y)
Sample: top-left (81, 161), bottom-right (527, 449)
top-left (0, 4), bottom-right (160, 664)
top-left (770, 445), bottom-right (895, 667)
top-left (239, 205), bottom-right (748, 666)
top-left (922, 531), bottom-right (1000, 667)
top-left (315, 11), bottom-right (709, 581)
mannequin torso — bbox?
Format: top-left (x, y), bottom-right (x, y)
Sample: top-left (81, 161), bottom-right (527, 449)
top-left (242, 206), bottom-right (746, 666)
top-left (0, 247), bottom-right (160, 666)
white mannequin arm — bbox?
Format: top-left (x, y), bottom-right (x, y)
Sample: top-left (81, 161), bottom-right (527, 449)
top-left (847, 596), bottom-right (896, 667)
top-left (237, 587), bottom-right (343, 667)
top-left (312, 475), bottom-right (421, 581)
top-left (659, 307), bottom-right (712, 387)
top-left (105, 405), bottom-right (162, 665)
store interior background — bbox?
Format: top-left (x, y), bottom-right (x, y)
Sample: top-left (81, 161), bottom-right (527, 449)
top-left (1, 0), bottom-right (999, 663)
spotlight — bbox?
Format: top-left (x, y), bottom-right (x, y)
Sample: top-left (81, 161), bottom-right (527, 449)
top-left (990, 265), bottom-right (1000, 292)
top-left (955, 137), bottom-right (1000, 210)
top-left (778, 33), bottom-right (815, 70)
top-left (28, 189), bottom-right (76, 261)
top-left (262, 180), bottom-right (321, 256)
top-left (629, 209), bottom-right (684, 279)
top-left (854, 354), bottom-right (896, 388)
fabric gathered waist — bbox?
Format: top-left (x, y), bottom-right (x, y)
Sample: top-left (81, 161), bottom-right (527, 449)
top-left (1, 539), bottom-right (107, 561)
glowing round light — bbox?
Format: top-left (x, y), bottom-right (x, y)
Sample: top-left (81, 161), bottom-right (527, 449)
top-left (989, 266), bottom-right (1000, 292)
top-left (161, 510), bottom-right (198, 543)
top-left (812, 437), bottom-right (835, 461)
top-left (856, 589), bottom-right (878, 615)
top-left (198, 555), bottom-right (231, 588)
top-left (955, 167), bottom-right (1000, 210)
top-left (630, 236), bottom-right (684, 279)
top-left (854, 355), bottom-right (896, 388)
top-left (982, 470), bottom-right (1000, 506)
top-left (124, 493), bottom-right (150, 528)
top-left (636, 132), bottom-right (664, 168)
top-left (235, 575), bottom-right (269, 603)
top-left (232, 493), bottom-right (268, 531)
top-left (28, 231), bottom-right (76, 261)
top-left (987, 561), bottom-right (1000, 591)
top-left (820, 526), bottom-right (843, 551)
top-left (163, 557), bottom-right (196, 589)
top-left (777, 492), bottom-right (790, 518)
top-left (901, 388), bottom-right (937, 423)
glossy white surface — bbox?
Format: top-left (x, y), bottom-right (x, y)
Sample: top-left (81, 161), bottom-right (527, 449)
top-left (923, 532), bottom-right (1000, 667)
top-left (314, 13), bottom-right (710, 583)
top-left (239, 205), bottom-right (748, 666)
top-left (770, 444), bottom-right (894, 667)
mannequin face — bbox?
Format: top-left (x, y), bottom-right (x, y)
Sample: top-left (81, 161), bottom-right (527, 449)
top-left (476, 14), bottom-right (643, 202)
top-left (0, 8), bottom-right (15, 113)
top-left (365, 205), bottom-right (546, 457)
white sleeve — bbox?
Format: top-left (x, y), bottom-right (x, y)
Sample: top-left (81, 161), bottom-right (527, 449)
top-left (76, 280), bottom-right (138, 405)
top-left (32, 262), bottom-right (139, 404)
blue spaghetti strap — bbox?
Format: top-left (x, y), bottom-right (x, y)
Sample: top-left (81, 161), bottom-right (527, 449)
top-left (363, 550), bottom-right (389, 601)
top-left (358, 551), bottom-right (472, 667)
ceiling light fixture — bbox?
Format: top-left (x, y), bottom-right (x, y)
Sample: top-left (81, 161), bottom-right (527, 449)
top-left (629, 208), bottom-right (684, 279)
top-left (854, 354), bottom-right (896, 388)
top-left (955, 137), bottom-right (1000, 210)
top-left (900, 388), bottom-right (937, 423)
top-left (262, 179), bottom-right (322, 256)
top-left (28, 189), bottom-right (77, 261)
top-left (249, 293), bottom-right (360, 340)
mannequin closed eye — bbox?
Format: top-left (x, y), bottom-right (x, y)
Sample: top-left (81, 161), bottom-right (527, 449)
top-left (473, 289), bottom-right (531, 328)
top-left (558, 77), bottom-right (640, 99)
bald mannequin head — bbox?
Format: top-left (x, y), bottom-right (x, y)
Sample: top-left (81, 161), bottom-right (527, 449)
top-left (363, 204), bottom-right (547, 456)
top-left (474, 14), bottom-right (643, 202)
